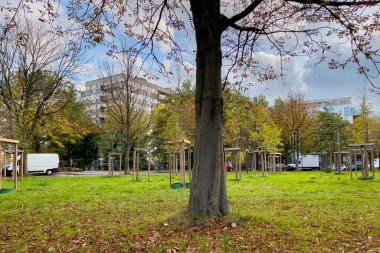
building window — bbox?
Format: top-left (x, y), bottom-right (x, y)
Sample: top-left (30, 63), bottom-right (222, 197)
top-left (344, 107), bottom-right (352, 116)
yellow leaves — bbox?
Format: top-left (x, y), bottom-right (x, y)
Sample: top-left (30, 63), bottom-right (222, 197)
top-left (93, 37), bottom-right (103, 43)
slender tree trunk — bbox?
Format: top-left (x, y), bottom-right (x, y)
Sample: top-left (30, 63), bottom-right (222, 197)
top-left (188, 1), bottom-right (229, 217)
top-left (295, 135), bottom-right (300, 171)
top-left (329, 152), bottom-right (333, 170)
top-left (124, 143), bottom-right (130, 174)
top-left (23, 152), bottom-right (28, 176)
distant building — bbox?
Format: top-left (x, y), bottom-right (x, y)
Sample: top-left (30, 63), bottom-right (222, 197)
top-left (305, 97), bottom-right (357, 123)
top-left (79, 74), bottom-right (173, 125)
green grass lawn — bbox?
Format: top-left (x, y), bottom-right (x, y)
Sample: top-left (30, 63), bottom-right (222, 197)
top-left (0, 171), bottom-right (379, 252)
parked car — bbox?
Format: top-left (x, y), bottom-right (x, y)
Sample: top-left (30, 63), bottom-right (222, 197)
top-left (285, 164), bottom-right (296, 171)
top-left (351, 162), bottom-right (362, 171)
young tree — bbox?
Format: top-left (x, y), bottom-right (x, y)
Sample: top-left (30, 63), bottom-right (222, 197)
top-left (349, 96), bottom-right (377, 143)
top-left (97, 46), bottom-right (156, 174)
top-left (223, 90), bottom-right (252, 149)
top-left (372, 117), bottom-right (380, 163)
top-left (3, 0), bottom-right (380, 217)
top-left (149, 82), bottom-right (195, 165)
top-left (314, 107), bottom-right (350, 166)
top-left (149, 104), bottom-right (182, 165)
top-left (272, 92), bottom-right (317, 170)
top-left (46, 106), bottom-right (100, 170)
top-left (43, 101), bottom-right (99, 151)
top-left (224, 92), bottom-right (281, 152)
top-left (167, 81), bottom-right (196, 143)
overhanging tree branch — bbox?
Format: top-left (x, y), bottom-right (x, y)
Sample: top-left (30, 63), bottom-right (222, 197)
top-left (228, 0), bottom-right (266, 24)
top-left (286, 0), bottom-right (380, 7)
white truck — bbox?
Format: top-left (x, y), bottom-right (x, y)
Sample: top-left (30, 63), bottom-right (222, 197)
top-left (287, 155), bottom-right (320, 170)
top-left (6, 153), bottom-right (59, 175)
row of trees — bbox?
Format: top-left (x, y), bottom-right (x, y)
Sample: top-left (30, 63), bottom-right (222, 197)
top-left (147, 88), bottom-right (380, 171)
top-left (97, 78), bottom-right (379, 173)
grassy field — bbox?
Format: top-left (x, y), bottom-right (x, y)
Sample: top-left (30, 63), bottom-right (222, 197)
top-left (0, 171), bottom-right (379, 252)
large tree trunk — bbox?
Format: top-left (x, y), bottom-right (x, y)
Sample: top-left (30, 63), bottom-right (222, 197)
top-left (188, 1), bottom-right (229, 217)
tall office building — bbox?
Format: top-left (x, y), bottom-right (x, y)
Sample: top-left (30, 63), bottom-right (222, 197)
top-left (80, 74), bottom-right (173, 125)
top-left (305, 97), bottom-right (357, 123)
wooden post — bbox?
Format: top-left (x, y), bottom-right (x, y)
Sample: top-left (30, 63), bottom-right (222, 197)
top-left (234, 152), bottom-right (238, 180)
top-left (180, 141), bottom-right (185, 187)
top-left (172, 152), bottom-right (175, 176)
top-left (133, 149), bottom-right (136, 181)
top-left (148, 152), bottom-right (150, 182)
top-left (253, 152), bottom-right (257, 175)
top-left (188, 147), bottom-right (191, 183)
top-left (20, 151), bottom-right (24, 182)
top-left (119, 154), bottom-right (122, 176)
top-left (365, 148), bottom-right (368, 178)
top-left (170, 152), bottom-right (173, 176)
top-left (169, 152), bottom-right (172, 187)
top-left (3, 152), bottom-right (6, 181)
top-left (245, 151), bottom-right (248, 175)
top-left (371, 147), bottom-right (375, 179)
top-left (275, 154), bottom-right (278, 173)
top-left (237, 150), bottom-right (240, 180)
top-left (173, 153), bottom-right (177, 176)
top-left (264, 152), bottom-right (267, 175)
top-left (361, 147), bottom-right (364, 178)
top-left (136, 151), bottom-right (140, 181)
top-left (168, 152), bottom-right (171, 175)
top-left (333, 153), bottom-right (336, 174)
top-left (354, 150), bottom-right (358, 177)
top-left (349, 149), bottom-right (353, 179)
top-left (13, 144), bottom-right (18, 190)
top-left (0, 142), bottom-right (2, 190)
top-left (108, 155), bottom-right (111, 176)
top-left (111, 156), bottom-right (114, 176)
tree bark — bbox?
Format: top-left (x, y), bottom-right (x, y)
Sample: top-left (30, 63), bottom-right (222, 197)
top-left (188, 0), bottom-right (229, 217)
top-left (124, 143), bottom-right (130, 174)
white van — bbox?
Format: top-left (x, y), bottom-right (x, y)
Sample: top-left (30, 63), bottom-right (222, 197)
top-left (6, 153), bottom-right (59, 175)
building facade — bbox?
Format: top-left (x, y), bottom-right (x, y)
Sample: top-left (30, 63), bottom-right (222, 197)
top-left (80, 74), bottom-right (173, 125)
top-left (305, 97), bottom-right (357, 123)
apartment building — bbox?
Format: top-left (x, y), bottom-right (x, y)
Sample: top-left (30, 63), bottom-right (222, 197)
top-left (305, 97), bottom-right (357, 123)
top-left (80, 74), bottom-right (173, 125)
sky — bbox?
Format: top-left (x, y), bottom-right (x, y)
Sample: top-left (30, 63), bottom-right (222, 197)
top-left (244, 55), bottom-right (380, 115)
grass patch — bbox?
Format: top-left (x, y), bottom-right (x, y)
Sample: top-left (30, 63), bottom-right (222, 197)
top-left (0, 171), bottom-right (379, 252)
